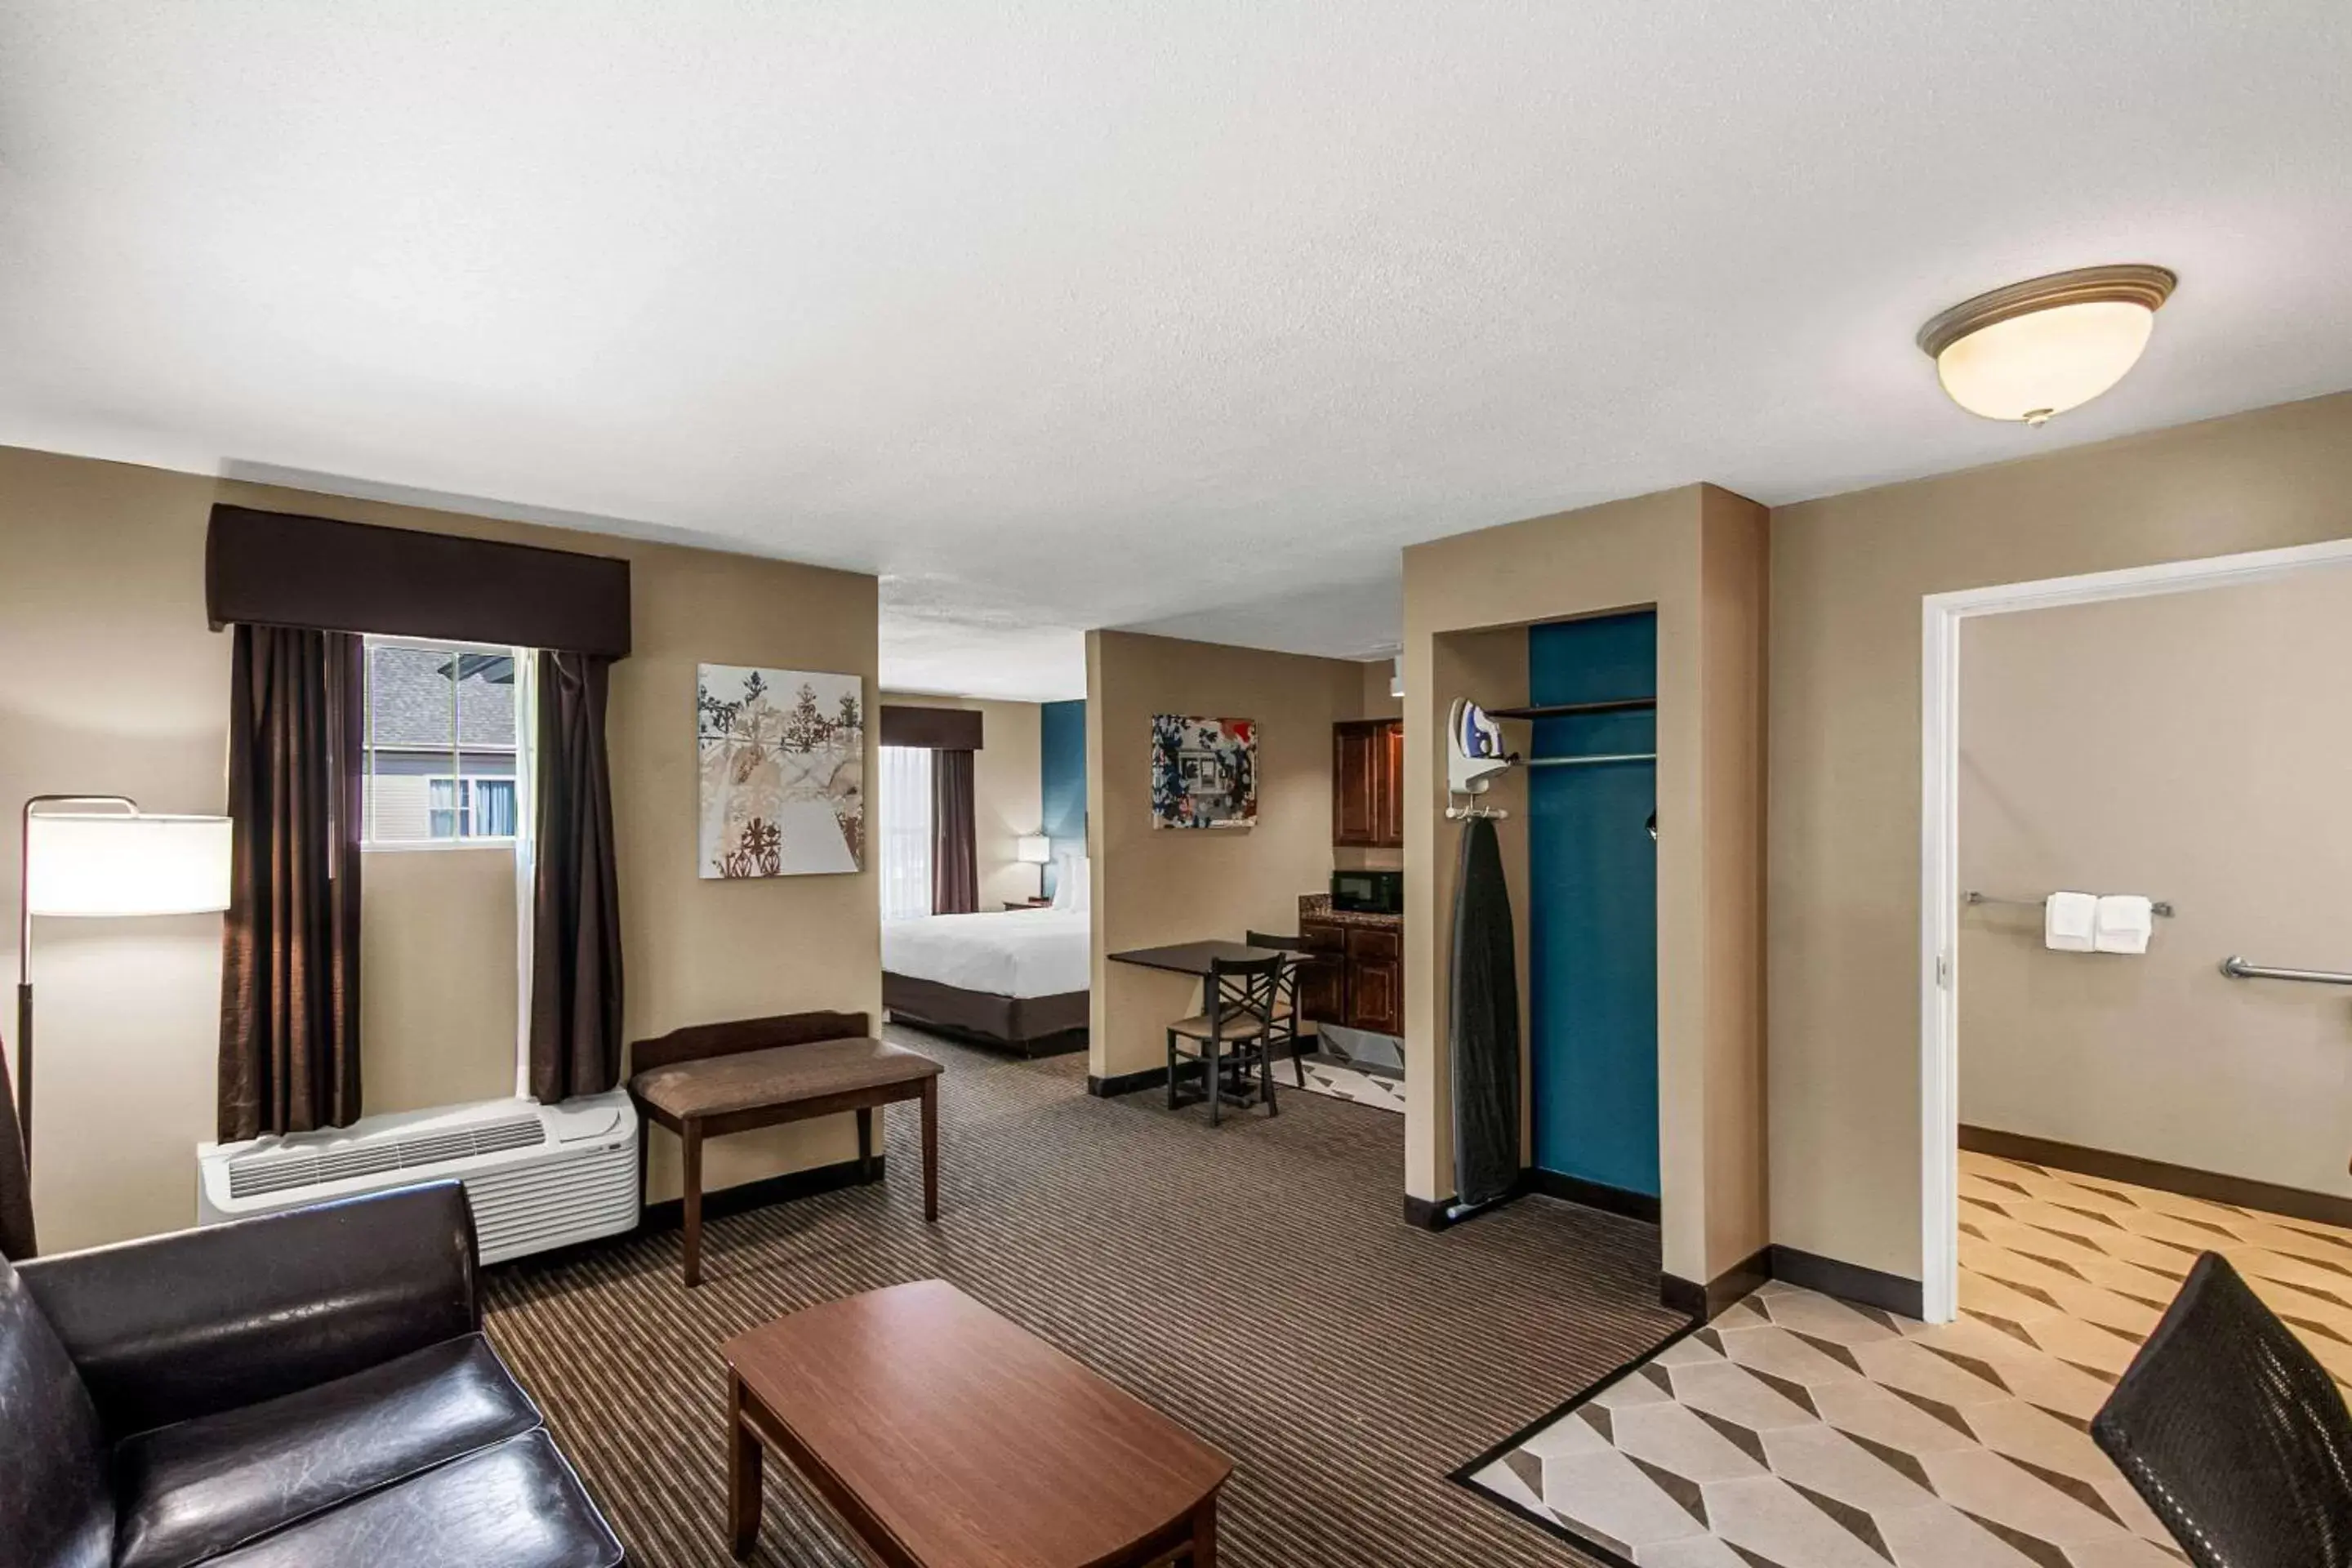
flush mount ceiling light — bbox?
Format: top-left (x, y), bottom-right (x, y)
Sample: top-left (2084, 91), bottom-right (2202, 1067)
top-left (1918, 264), bottom-right (2176, 426)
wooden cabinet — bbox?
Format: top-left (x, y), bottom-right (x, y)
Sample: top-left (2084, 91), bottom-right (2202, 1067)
top-left (1379, 722), bottom-right (1405, 847)
top-left (1296, 922), bottom-right (1348, 1024)
top-left (1333, 719), bottom-right (1405, 848)
top-left (1344, 925), bottom-right (1403, 1035)
top-left (1298, 916), bottom-right (1405, 1036)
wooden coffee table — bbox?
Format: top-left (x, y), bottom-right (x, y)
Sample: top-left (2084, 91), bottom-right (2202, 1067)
top-left (721, 1280), bottom-right (1232, 1567)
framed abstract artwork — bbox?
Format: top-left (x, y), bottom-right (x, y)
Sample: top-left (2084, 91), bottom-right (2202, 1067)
top-left (1150, 715), bottom-right (1256, 829)
top-left (697, 665), bottom-right (865, 877)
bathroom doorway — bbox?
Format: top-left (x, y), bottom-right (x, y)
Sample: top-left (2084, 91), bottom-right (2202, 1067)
top-left (1919, 537), bottom-right (2352, 1323)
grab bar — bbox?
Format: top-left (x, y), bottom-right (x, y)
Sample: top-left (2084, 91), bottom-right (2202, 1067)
top-left (2219, 956), bottom-right (2352, 987)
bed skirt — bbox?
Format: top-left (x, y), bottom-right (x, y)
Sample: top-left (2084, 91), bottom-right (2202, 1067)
top-left (882, 972), bottom-right (1089, 1058)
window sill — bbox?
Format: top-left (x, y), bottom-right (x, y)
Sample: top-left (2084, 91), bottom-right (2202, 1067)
top-left (362, 839), bottom-right (519, 854)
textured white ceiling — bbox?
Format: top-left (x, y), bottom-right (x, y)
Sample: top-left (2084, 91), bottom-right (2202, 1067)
top-left (5, 2), bottom-right (2350, 700)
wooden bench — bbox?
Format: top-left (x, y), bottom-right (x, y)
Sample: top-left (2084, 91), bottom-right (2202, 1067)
top-left (628, 1010), bottom-right (943, 1286)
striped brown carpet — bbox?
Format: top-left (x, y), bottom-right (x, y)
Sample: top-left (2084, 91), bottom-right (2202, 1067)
top-left (483, 1027), bottom-right (1681, 1567)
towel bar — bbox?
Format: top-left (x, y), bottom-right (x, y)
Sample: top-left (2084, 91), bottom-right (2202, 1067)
top-left (1965, 891), bottom-right (2175, 918)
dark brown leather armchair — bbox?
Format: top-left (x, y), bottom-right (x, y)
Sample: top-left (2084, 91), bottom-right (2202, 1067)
top-left (2, 1182), bottom-right (622, 1568)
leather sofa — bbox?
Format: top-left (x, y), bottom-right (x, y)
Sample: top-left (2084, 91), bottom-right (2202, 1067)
top-left (2, 1182), bottom-right (623, 1568)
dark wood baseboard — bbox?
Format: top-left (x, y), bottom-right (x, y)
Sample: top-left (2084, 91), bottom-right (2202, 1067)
top-left (1402, 1177), bottom-right (1532, 1232)
top-left (1661, 1245), bottom-right (1771, 1322)
top-left (1525, 1169), bottom-right (1662, 1224)
top-left (1659, 1245), bottom-right (1920, 1322)
top-left (1086, 1065), bottom-right (1171, 1098)
top-left (1960, 1124), bottom-right (2352, 1232)
top-left (639, 1156), bottom-right (883, 1232)
top-left (1408, 1167), bottom-right (1663, 1232)
top-left (1768, 1244), bottom-right (1924, 1320)
top-left (1402, 1193), bottom-right (1452, 1230)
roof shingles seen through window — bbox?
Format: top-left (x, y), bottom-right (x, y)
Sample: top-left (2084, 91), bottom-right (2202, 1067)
top-left (368, 642), bottom-right (517, 751)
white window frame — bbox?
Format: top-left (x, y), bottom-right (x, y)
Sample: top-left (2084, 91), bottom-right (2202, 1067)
top-left (421, 775), bottom-right (521, 841)
top-left (362, 633), bottom-right (525, 853)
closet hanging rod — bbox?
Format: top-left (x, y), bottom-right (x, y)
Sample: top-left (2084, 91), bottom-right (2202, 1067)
top-left (1523, 751), bottom-right (1657, 768)
top-left (1965, 891), bottom-right (2175, 918)
top-left (1484, 697), bottom-right (1656, 720)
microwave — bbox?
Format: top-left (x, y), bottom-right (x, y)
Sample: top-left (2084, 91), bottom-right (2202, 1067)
top-left (1330, 869), bottom-right (1403, 915)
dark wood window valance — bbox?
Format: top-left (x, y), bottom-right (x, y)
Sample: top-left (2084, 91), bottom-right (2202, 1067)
top-left (206, 505), bottom-right (633, 658)
top-left (880, 706), bottom-right (983, 751)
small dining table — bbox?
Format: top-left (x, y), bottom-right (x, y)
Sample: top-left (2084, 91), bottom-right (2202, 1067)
top-left (1107, 940), bottom-right (1294, 975)
top-left (1109, 942), bottom-right (1300, 1119)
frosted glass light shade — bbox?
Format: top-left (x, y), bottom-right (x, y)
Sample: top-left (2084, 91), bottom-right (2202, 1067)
top-left (27, 813), bottom-right (234, 917)
top-left (1935, 301), bottom-right (2154, 423)
top-left (1014, 834), bottom-right (1053, 865)
top-left (1918, 265), bottom-right (2176, 426)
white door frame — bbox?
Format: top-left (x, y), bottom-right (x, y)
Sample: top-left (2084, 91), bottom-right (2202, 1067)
top-left (1918, 535), bottom-right (2352, 1323)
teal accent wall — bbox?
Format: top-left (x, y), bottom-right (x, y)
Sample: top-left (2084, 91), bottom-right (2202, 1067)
top-left (1527, 611), bottom-right (1659, 1197)
top-left (1040, 699), bottom-right (1086, 897)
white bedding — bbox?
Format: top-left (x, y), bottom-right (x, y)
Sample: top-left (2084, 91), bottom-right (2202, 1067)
top-left (881, 908), bottom-right (1091, 998)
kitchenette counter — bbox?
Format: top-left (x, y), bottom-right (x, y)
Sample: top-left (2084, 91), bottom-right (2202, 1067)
top-left (1298, 893), bottom-right (1401, 930)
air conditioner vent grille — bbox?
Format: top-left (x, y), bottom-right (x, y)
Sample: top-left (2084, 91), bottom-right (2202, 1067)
top-left (225, 1114), bottom-right (547, 1200)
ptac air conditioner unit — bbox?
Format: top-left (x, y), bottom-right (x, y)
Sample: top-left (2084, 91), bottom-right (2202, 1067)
top-left (198, 1091), bottom-right (638, 1264)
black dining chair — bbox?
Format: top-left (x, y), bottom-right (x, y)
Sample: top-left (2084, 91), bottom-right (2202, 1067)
top-left (1244, 931), bottom-right (1314, 1089)
top-left (1165, 952), bottom-right (1285, 1125)
top-left (2091, 1249), bottom-right (2352, 1568)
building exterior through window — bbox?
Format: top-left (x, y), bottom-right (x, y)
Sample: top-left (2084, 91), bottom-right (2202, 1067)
top-left (363, 638), bottom-right (522, 844)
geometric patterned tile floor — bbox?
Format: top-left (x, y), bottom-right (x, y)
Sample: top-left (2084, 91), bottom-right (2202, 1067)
top-left (1293, 1055), bottom-right (1406, 1114)
top-left (1465, 1150), bottom-right (2352, 1566)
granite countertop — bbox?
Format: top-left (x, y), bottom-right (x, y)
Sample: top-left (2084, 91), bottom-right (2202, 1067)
top-left (1298, 893), bottom-right (1401, 929)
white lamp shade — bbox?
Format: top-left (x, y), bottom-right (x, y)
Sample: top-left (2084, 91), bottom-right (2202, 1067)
top-left (1015, 834), bottom-right (1054, 866)
top-left (27, 813), bottom-right (234, 917)
top-left (1933, 299), bottom-right (2156, 423)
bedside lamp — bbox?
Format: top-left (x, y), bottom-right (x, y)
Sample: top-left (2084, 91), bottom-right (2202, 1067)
top-left (1015, 834), bottom-right (1053, 902)
top-left (16, 796), bottom-right (233, 1168)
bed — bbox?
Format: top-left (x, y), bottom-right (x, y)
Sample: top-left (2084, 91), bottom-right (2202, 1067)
top-left (882, 905), bottom-right (1091, 1056)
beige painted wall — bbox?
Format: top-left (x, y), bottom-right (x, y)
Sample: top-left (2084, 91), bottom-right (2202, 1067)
top-left (0, 443), bottom-right (880, 1249)
top-left (1958, 569), bottom-right (2352, 1196)
top-left (1085, 631), bottom-right (1367, 1080)
top-left (1402, 484), bottom-right (1768, 1285)
top-left (879, 693), bottom-right (1045, 907)
top-left (1769, 390), bottom-right (2352, 1282)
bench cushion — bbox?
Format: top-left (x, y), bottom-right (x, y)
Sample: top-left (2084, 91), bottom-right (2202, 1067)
top-left (630, 1036), bottom-right (942, 1120)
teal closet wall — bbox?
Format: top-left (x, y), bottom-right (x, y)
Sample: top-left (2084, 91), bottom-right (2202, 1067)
top-left (1040, 700), bottom-right (1086, 897)
top-left (1527, 611), bottom-right (1659, 1199)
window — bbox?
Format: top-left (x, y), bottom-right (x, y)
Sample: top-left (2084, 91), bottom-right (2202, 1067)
top-left (426, 777), bottom-right (519, 839)
top-left (877, 745), bottom-right (933, 920)
top-left (363, 637), bottom-right (523, 847)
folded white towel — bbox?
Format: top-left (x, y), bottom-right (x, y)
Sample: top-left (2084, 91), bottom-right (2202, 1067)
top-left (2094, 894), bottom-right (2154, 955)
top-left (2044, 891), bottom-right (2097, 952)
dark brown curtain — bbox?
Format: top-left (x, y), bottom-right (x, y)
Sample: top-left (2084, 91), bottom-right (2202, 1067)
top-left (218, 626), bottom-right (364, 1143)
top-left (0, 1054), bottom-right (33, 1261)
top-left (931, 749), bottom-right (978, 915)
top-left (529, 651), bottom-right (624, 1103)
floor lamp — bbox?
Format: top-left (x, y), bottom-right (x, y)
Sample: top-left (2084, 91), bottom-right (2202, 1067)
top-left (16, 796), bottom-right (233, 1169)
